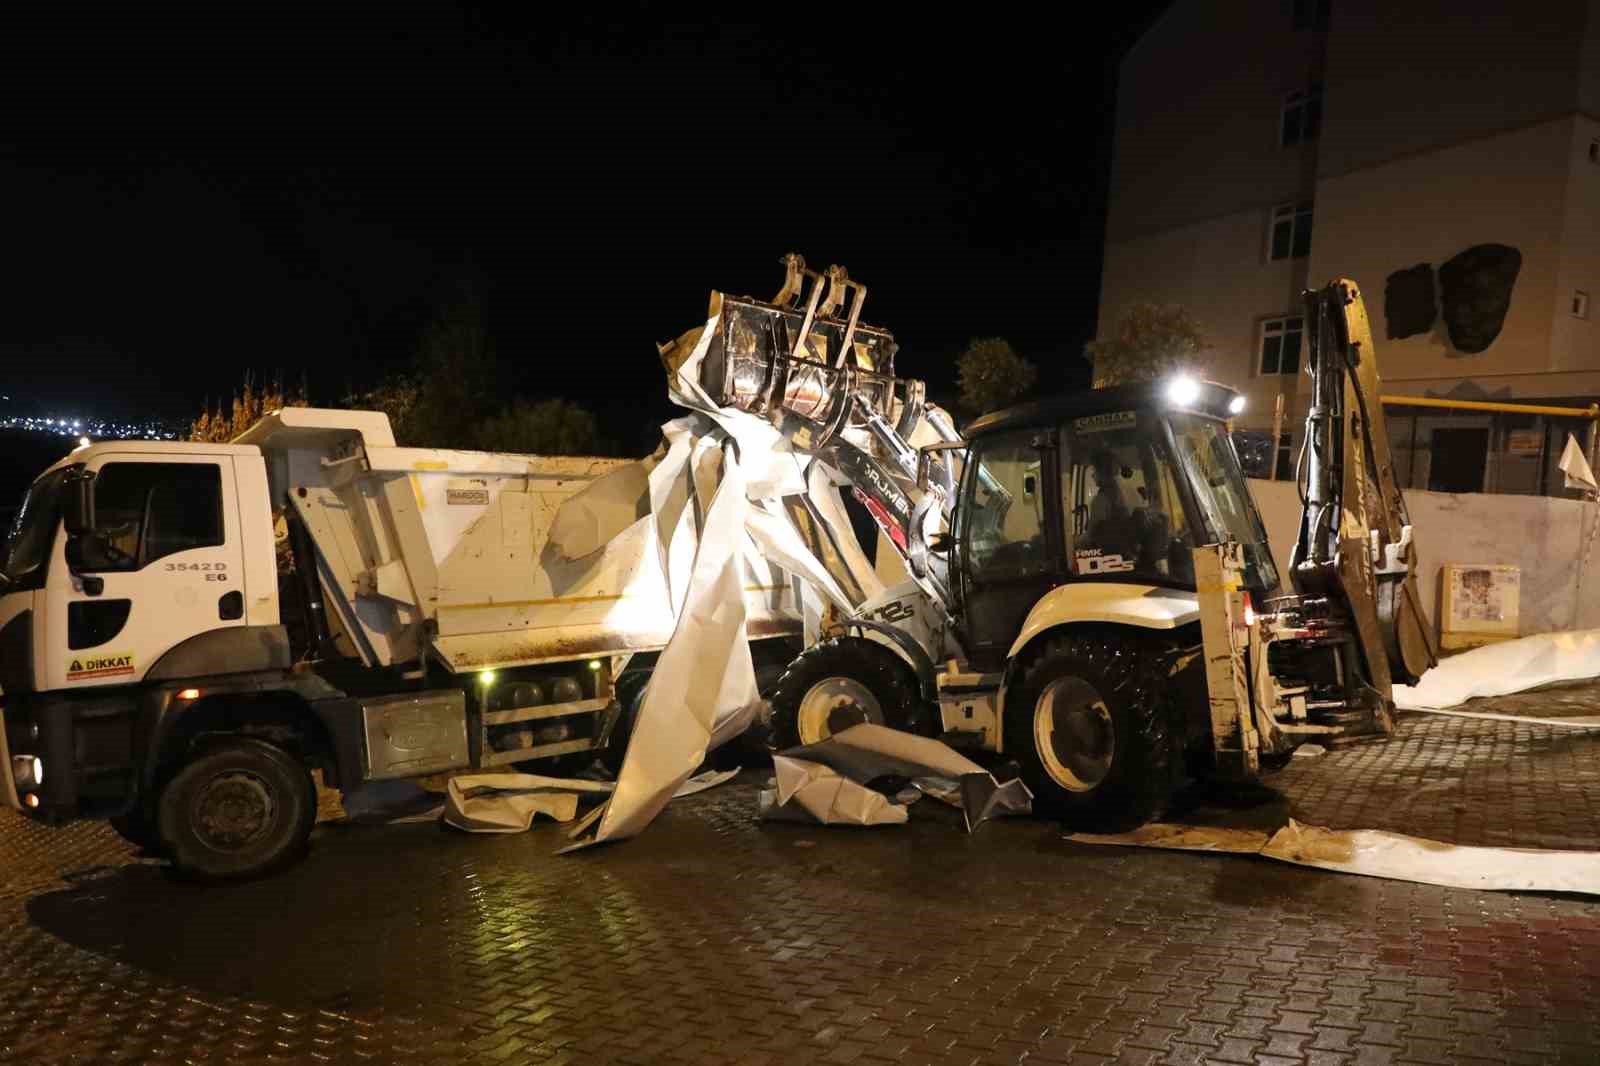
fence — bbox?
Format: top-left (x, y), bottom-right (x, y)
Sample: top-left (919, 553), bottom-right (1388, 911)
top-left (1248, 478), bottom-right (1600, 638)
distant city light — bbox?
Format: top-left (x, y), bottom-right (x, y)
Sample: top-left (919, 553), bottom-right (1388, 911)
top-left (0, 401), bottom-right (183, 442)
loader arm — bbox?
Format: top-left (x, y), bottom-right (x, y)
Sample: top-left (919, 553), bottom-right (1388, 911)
top-left (691, 254), bottom-right (959, 618)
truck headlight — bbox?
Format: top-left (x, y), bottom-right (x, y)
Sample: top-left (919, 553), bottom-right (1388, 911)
top-left (12, 755), bottom-right (42, 792)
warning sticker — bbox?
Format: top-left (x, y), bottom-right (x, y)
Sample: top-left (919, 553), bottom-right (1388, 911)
top-left (67, 652), bottom-right (135, 681)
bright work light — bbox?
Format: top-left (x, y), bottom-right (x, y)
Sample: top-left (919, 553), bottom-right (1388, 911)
top-left (1166, 376), bottom-right (1201, 406)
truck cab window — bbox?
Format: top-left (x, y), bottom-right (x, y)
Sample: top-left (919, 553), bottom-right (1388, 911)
top-left (962, 434), bottom-right (1049, 583)
top-left (80, 462), bottom-right (224, 571)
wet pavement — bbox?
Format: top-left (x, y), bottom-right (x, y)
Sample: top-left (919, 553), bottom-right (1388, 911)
top-left (6, 687), bottom-right (1600, 1065)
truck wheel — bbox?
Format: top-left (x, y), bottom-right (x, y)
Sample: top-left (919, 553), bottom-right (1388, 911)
top-left (601, 672), bottom-right (651, 776)
top-left (1005, 633), bottom-right (1176, 830)
top-left (768, 636), bottom-right (928, 749)
top-left (157, 737), bottom-right (317, 879)
top-left (110, 805), bottom-right (162, 852)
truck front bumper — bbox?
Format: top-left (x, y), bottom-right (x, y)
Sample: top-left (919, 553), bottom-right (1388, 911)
top-left (0, 698), bottom-right (23, 810)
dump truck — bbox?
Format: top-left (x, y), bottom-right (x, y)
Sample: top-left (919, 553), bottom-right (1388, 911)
top-left (0, 410), bottom-right (800, 876)
top-left (679, 258), bottom-right (1436, 826)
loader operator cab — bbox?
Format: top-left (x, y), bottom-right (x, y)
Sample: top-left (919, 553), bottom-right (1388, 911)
top-left (950, 379), bottom-right (1278, 668)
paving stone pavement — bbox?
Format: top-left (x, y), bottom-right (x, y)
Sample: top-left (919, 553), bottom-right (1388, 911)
top-left (5, 687), bottom-right (1600, 1065)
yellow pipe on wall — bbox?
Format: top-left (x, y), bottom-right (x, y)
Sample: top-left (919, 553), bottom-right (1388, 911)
top-left (1380, 395), bottom-right (1600, 419)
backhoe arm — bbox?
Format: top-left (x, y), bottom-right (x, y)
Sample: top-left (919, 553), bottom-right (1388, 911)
top-left (1289, 279), bottom-right (1437, 707)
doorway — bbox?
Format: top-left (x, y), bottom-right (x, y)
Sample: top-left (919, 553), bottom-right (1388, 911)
top-left (1428, 427), bottom-right (1489, 493)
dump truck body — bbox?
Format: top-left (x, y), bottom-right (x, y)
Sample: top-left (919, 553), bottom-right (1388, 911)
top-left (0, 407), bottom-right (798, 875)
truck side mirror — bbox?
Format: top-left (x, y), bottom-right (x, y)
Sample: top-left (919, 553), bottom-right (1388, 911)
top-left (62, 469), bottom-right (96, 536)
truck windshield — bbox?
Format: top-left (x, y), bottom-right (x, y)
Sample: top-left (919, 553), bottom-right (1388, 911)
top-left (1167, 413), bottom-right (1280, 593)
top-left (1, 468), bottom-right (69, 591)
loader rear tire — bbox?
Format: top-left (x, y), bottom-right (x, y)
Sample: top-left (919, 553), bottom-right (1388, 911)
top-left (768, 636), bottom-right (928, 750)
top-left (1006, 632), bottom-right (1177, 831)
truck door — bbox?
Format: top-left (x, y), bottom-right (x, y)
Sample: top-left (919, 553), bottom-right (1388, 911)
top-left (953, 430), bottom-right (1060, 670)
top-left (44, 456), bottom-right (246, 689)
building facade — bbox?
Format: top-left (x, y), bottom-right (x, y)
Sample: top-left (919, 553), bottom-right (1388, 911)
top-left (1099, 0), bottom-right (1600, 494)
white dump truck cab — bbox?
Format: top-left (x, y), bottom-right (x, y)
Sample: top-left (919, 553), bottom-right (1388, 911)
top-left (0, 437), bottom-right (289, 820)
top-left (0, 408), bottom-right (800, 877)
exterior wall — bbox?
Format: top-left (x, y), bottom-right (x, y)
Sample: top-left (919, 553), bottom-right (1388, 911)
top-left (1101, 0), bottom-right (1600, 496)
top-left (1553, 114), bottom-right (1600, 376)
top-left (1584, 0), bottom-right (1600, 114)
top-left (1106, 0), bottom-right (1321, 243)
top-left (1317, 1), bottom-right (1591, 179)
top-left (1250, 478), bottom-right (1600, 637)
top-left (1308, 117), bottom-right (1584, 395)
top-left (1099, 206), bottom-right (1308, 413)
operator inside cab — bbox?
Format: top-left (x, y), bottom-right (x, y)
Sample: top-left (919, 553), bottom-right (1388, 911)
top-left (1082, 447), bottom-right (1140, 567)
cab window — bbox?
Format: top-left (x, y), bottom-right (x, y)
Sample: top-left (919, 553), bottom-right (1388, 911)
top-left (1062, 413), bottom-right (1195, 585)
top-left (80, 462), bottom-right (224, 571)
top-left (961, 433), bottom-right (1049, 583)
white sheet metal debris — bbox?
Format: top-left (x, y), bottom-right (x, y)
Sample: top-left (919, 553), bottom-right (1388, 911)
top-left (439, 769), bottom-right (739, 834)
top-left (1070, 819), bottom-right (1600, 896)
top-left (1560, 432), bottom-right (1598, 493)
top-left (761, 723), bottom-right (1032, 830)
top-left (1393, 629), bottom-right (1600, 709)
top-left (760, 755), bottom-right (911, 826)
top-left (444, 774), bottom-right (615, 833)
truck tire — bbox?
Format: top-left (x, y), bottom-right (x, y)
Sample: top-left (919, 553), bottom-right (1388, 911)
top-left (157, 737), bottom-right (317, 879)
top-left (601, 672), bottom-right (651, 776)
top-left (110, 805), bottom-right (162, 852)
top-left (1005, 632), bottom-right (1176, 830)
top-left (768, 636), bottom-right (929, 749)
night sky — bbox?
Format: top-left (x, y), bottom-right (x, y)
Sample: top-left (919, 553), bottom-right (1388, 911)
top-left (2, 2), bottom-right (1167, 451)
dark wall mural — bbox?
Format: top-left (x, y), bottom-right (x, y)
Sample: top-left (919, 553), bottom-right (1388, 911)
top-left (1438, 243), bottom-right (1522, 354)
top-left (1383, 262), bottom-right (1437, 340)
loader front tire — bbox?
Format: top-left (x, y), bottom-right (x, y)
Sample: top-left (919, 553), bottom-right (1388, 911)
top-left (768, 636), bottom-right (928, 749)
top-left (157, 737), bottom-right (317, 880)
top-left (1006, 632), bottom-right (1176, 831)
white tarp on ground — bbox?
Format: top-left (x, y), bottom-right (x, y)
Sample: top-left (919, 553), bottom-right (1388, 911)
top-left (1393, 630), bottom-right (1600, 710)
top-left (760, 723), bottom-right (1032, 830)
top-left (1071, 819), bottom-right (1600, 896)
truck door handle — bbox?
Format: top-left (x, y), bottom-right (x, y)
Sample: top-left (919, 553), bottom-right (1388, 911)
top-left (218, 590), bottom-right (243, 621)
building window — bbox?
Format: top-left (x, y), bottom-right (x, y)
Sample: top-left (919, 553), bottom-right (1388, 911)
top-left (1293, 0), bottom-right (1330, 30)
top-left (1269, 201), bottom-right (1314, 260)
top-left (1258, 315), bottom-right (1305, 376)
top-left (1575, 290), bottom-right (1591, 319)
top-left (1281, 86), bottom-right (1323, 147)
